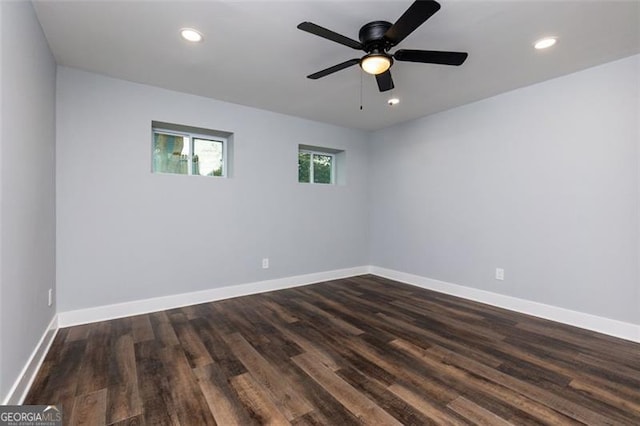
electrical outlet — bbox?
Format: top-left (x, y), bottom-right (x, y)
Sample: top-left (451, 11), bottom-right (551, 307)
top-left (495, 268), bottom-right (505, 281)
top-left (262, 258), bottom-right (269, 269)
top-left (48, 288), bottom-right (53, 306)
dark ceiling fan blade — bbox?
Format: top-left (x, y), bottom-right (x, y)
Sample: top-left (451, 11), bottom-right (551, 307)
top-left (384, 0), bottom-right (441, 45)
top-left (307, 59), bottom-right (360, 79)
top-left (375, 70), bottom-right (394, 92)
top-left (394, 49), bottom-right (468, 65)
top-left (297, 22), bottom-right (363, 50)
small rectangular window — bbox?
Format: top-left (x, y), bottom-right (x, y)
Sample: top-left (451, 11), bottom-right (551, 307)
top-left (298, 150), bottom-right (336, 184)
top-left (193, 137), bottom-right (224, 176)
top-left (312, 153), bottom-right (333, 184)
top-left (153, 131), bottom-right (190, 175)
top-left (152, 125), bottom-right (228, 177)
top-left (298, 145), bottom-right (344, 185)
top-left (298, 152), bottom-right (312, 183)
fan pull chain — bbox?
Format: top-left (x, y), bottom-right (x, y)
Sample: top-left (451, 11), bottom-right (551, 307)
top-left (359, 71), bottom-right (363, 111)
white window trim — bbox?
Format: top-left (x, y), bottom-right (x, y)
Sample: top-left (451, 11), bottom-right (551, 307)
top-left (152, 128), bottom-right (228, 177)
top-left (299, 149), bottom-right (336, 185)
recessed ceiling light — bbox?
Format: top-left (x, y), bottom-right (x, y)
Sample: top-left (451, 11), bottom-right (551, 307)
top-left (388, 98), bottom-right (400, 106)
top-left (180, 28), bottom-right (203, 43)
top-left (534, 37), bottom-right (557, 50)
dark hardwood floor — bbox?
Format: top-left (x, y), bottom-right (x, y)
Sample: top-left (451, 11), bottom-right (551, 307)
top-left (25, 275), bottom-right (640, 425)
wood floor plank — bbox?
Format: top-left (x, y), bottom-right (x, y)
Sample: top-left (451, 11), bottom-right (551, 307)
top-left (392, 301), bottom-right (507, 342)
top-left (159, 345), bottom-right (217, 425)
top-left (108, 414), bottom-right (145, 426)
top-left (229, 373), bottom-right (291, 425)
top-left (76, 321), bottom-right (112, 395)
top-left (27, 339), bottom-right (87, 420)
top-left (390, 338), bottom-right (582, 425)
top-left (447, 396), bottom-right (513, 426)
top-left (24, 275), bottom-right (640, 425)
top-left (194, 363), bottom-right (257, 426)
top-left (134, 341), bottom-right (181, 426)
top-left (106, 334), bottom-right (142, 424)
top-left (224, 332), bottom-right (314, 420)
top-left (147, 311), bottom-right (180, 347)
top-left (225, 300), bottom-right (304, 363)
top-left (66, 324), bottom-right (93, 342)
top-left (131, 315), bottom-right (155, 343)
top-left (220, 298), bottom-right (277, 339)
top-left (503, 330), bottom-right (640, 392)
top-left (261, 299), bottom-right (299, 323)
top-left (25, 359), bottom-right (54, 402)
top-left (69, 388), bottom-right (107, 426)
top-left (375, 312), bottom-right (504, 368)
top-left (391, 297), bottom-right (486, 323)
top-left (283, 320), bottom-right (350, 370)
top-left (496, 358), bottom-right (572, 387)
top-left (387, 383), bottom-right (470, 426)
top-left (189, 317), bottom-right (248, 377)
top-left (261, 316), bottom-right (340, 371)
top-left (468, 333), bottom-right (598, 388)
top-left (295, 287), bottom-right (409, 340)
top-left (337, 365), bottom-right (445, 425)
top-left (426, 344), bottom-right (618, 425)
top-left (168, 311), bottom-right (214, 368)
top-left (569, 378), bottom-right (640, 415)
top-left (568, 373), bottom-right (640, 409)
top-left (576, 351), bottom-right (640, 382)
top-left (25, 328), bottom-right (69, 398)
top-left (292, 352), bottom-right (402, 425)
top-left (516, 320), bottom-right (640, 362)
top-left (285, 371), bottom-right (361, 426)
top-left (295, 300), bottom-right (365, 336)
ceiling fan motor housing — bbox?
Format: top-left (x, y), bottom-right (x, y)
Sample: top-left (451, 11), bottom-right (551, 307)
top-left (359, 21), bottom-right (393, 52)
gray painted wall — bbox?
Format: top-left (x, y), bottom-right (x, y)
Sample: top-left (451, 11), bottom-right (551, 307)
top-left (0, 1), bottom-right (56, 400)
top-left (56, 67), bottom-right (370, 312)
top-left (370, 55), bottom-right (639, 324)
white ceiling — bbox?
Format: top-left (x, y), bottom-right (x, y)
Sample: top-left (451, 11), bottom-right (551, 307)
top-left (33, 0), bottom-right (640, 131)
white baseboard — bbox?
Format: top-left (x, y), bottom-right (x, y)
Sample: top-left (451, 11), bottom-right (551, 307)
top-left (2, 314), bottom-right (59, 405)
top-left (52, 263), bottom-right (639, 347)
top-left (369, 266), bottom-right (640, 343)
top-left (58, 266), bottom-right (369, 327)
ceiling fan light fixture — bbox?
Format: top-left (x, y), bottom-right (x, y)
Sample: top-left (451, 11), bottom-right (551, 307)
top-left (534, 36), bottom-right (557, 50)
top-left (180, 28), bottom-right (203, 43)
top-left (360, 54), bottom-right (392, 75)
top-left (298, 1), bottom-right (467, 92)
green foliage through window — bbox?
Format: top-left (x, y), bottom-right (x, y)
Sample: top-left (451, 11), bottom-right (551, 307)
top-left (298, 152), bottom-right (311, 183)
top-left (298, 150), bottom-right (333, 184)
top-left (313, 154), bottom-right (332, 184)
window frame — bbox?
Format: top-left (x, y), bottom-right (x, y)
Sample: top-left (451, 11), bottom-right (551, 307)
top-left (152, 127), bottom-right (227, 177)
top-left (299, 149), bottom-right (336, 185)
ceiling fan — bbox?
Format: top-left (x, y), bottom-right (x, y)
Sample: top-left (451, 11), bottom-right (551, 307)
top-left (297, 0), bottom-right (468, 92)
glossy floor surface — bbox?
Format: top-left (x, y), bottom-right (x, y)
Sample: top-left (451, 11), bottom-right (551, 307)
top-left (25, 275), bottom-right (640, 425)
